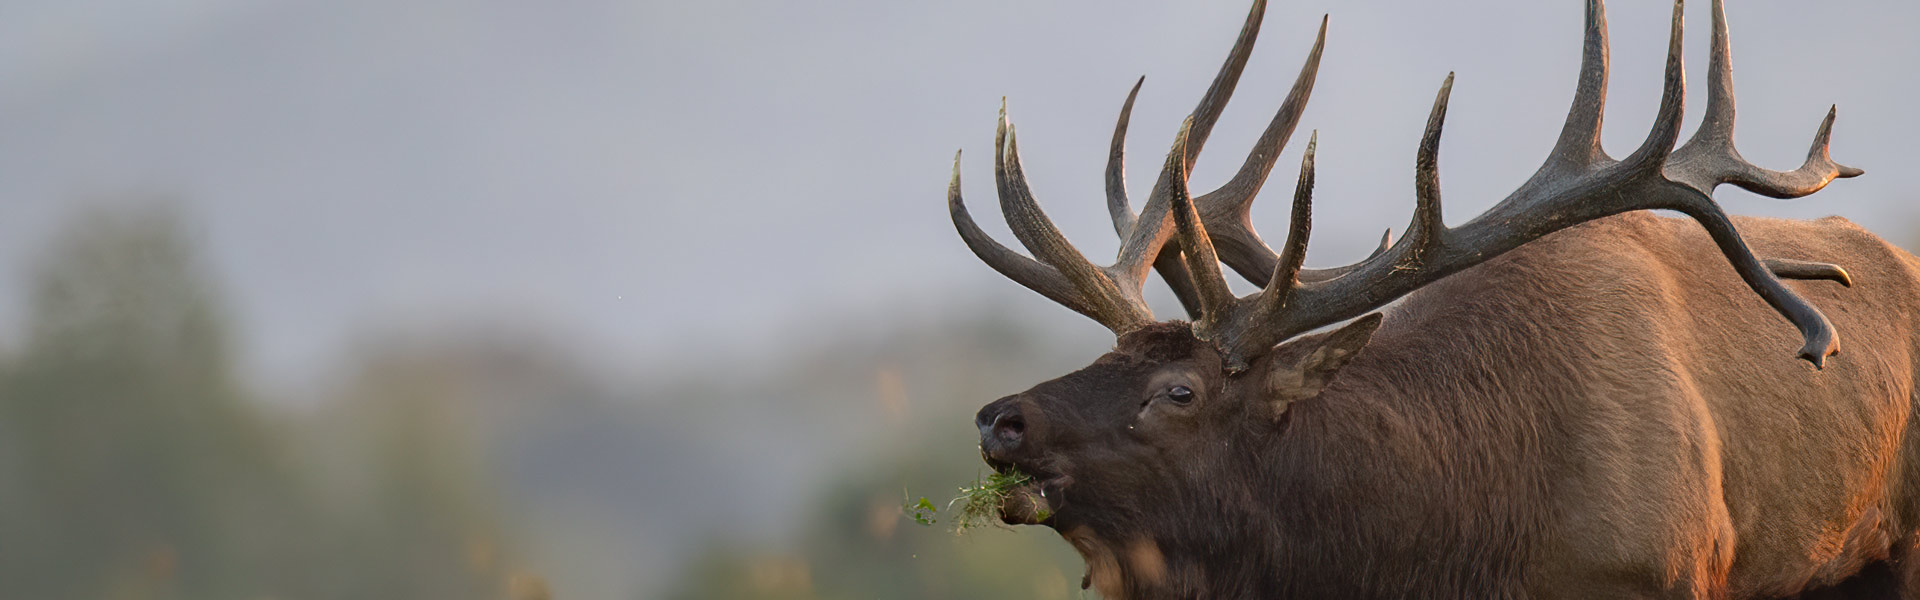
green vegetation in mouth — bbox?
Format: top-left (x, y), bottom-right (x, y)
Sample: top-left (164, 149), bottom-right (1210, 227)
top-left (904, 469), bottom-right (1043, 534)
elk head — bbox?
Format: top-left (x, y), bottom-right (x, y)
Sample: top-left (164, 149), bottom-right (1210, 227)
top-left (948, 0), bottom-right (1857, 595)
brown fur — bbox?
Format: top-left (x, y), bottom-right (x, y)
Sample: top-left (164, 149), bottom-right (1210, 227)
top-left (979, 212), bottom-right (1920, 599)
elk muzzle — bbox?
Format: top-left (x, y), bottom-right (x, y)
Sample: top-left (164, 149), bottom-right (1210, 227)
top-left (976, 396), bottom-right (1029, 465)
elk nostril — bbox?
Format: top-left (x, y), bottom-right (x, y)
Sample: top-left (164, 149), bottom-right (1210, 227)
top-left (976, 398), bottom-right (1029, 458)
top-left (992, 413), bottom-right (1026, 444)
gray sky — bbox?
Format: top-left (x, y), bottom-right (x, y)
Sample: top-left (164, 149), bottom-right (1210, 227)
top-left (1, 0), bottom-right (1914, 383)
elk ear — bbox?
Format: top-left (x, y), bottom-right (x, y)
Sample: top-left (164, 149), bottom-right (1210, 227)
top-left (1264, 313), bottom-right (1382, 417)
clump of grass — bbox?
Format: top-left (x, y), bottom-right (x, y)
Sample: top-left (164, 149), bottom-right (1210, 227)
top-left (904, 469), bottom-right (1046, 534)
top-left (951, 469), bottom-right (1037, 532)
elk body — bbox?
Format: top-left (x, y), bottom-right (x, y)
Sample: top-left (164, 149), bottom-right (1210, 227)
top-left (945, 1), bottom-right (1916, 598)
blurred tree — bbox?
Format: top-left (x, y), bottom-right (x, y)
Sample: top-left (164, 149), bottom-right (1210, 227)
top-left (302, 342), bottom-right (526, 599)
top-left (0, 204), bottom-right (529, 599)
top-left (0, 205), bottom-right (308, 598)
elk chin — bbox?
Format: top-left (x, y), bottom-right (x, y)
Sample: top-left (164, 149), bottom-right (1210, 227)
top-left (999, 474), bottom-right (1071, 526)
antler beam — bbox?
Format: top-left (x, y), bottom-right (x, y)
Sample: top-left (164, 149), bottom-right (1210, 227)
top-left (1173, 0), bottom-right (1861, 370)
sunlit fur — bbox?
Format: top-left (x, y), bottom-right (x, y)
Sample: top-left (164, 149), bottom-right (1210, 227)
top-left (985, 212), bottom-right (1920, 599)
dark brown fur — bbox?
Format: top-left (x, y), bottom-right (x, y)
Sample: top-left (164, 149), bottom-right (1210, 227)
top-left (981, 212), bottom-right (1920, 599)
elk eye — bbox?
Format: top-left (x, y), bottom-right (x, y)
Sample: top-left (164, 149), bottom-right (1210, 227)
top-left (1166, 385), bottom-right (1194, 405)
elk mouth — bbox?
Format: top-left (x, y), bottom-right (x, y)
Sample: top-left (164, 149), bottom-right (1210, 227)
top-left (986, 458), bottom-right (1071, 526)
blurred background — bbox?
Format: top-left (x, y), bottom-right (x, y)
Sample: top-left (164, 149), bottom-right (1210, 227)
top-left (1, 1), bottom-right (1914, 598)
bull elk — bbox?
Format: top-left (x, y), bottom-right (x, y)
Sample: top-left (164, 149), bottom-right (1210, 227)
top-left (943, 0), bottom-right (1918, 598)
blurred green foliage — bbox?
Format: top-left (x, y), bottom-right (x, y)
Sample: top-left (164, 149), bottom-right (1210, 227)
top-left (0, 207), bottom-right (540, 599)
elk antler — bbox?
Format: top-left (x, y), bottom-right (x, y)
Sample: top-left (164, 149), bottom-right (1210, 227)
top-left (1158, 0), bottom-right (1861, 370)
top-left (1113, 0), bottom-right (1856, 292)
top-left (950, 0), bottom-right (1859, 370)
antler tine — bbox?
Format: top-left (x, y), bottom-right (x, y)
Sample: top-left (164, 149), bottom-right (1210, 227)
top-left (1107, 76), bottom-right (1146, 238)
top-left (1545, 0), bottom-right (1614, 171)
top-left (995, 103), bottom-right (1156, 333)
top-left (1666, 0), bottom-right (1864, 197)
top-left (1206, 132), bottom-right (1318, 371)
top-left (1765, 258), bottom-right (1853, 287)
top-left (1196, 15), bottom-right (1329, 286)
top-left (1186, 0), bottom-right (1270, 165)
top-left (1270, 133), bottom-right (1318, 301)
top-left (1620, 0), bottom-right (1688, 172)
top-left (1107, 77), bottom-right (1209, 319)
top-left (1108, 0), bottom-right (1270, 236)
top-left (1683, 0), bottom-right (1738, 150)
top-left (1167, 119), bottom-right (1237, 326)
top-left (1410, 74), bottom-right (1455, 250)
top-left (996, 107), bottom-right (1087, 278)
top-left (1246, 135), bottom-right (1319, 326)
top-left (948, 151), bottom-right (1099, 318)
